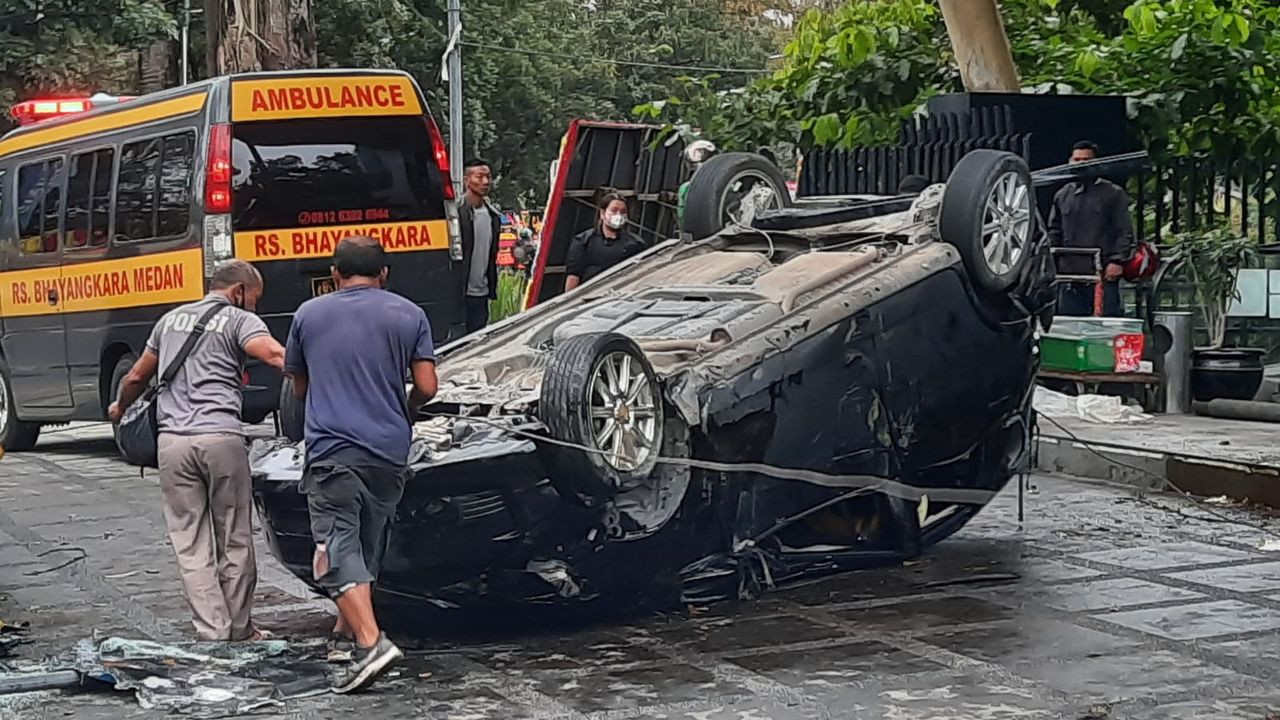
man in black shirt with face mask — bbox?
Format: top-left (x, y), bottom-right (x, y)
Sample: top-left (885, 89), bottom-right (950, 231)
top-left (1047, 140), bottom-right (1135, 317)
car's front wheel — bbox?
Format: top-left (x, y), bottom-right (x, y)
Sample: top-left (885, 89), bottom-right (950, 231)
top-left (539, 332), bottom-right (665, 499)
top-left (0, 356), bottom-right (40, 452)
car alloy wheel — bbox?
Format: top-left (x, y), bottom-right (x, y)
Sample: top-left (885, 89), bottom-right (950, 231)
top-left (980, 171), bottom-right (1032, 276)
top-left (939, 149), bottom-right (1036, 295)
top-left (721, 170), bottom-right (786, 228)
top-left (588, 350), bottom-right (659, 473)
top-left (540, 332), bottom-right (665, 499)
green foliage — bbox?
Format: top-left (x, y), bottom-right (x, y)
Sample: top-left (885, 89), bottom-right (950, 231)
top-left (637, 0), bottom-right (952, 153)
top-left (639, 0), bottom-right (1280, 165)
top-left (1014, 0), bottom-right (1280, 161)
top-left (315, 0), bottom-right (781, 208)
top-left (1164, 226), bottom-right (1260, 347)
top-left (0, 1), bottom-right (176, 127)
top-left (489, 268), bottom-right (530, 323)
top-left (1, 0), bottom-right (783, 208)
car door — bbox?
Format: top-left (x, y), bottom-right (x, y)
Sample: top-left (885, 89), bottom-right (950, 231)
top-left (0, 155), bottom-right (73, 409)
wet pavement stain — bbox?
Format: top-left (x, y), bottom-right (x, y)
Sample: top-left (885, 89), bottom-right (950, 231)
top-left (5, 426), bottom-right (1280, 718)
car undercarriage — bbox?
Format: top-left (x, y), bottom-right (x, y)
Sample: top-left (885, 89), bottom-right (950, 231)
top-left (253, 149), bottom-right (1061, 612)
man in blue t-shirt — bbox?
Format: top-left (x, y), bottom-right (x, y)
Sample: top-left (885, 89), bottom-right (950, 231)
top-left (284, 236), bottom-right (438, 694)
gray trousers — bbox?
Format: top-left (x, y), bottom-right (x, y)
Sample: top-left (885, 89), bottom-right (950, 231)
top-left (157, 432), bottom-right (258, 641)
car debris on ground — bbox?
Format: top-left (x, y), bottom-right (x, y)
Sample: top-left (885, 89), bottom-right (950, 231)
top-left (0, 635), bottom-right (330, 717)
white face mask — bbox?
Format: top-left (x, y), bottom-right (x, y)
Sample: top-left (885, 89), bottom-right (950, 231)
top-left (605, 213), bottom-right (627, 230)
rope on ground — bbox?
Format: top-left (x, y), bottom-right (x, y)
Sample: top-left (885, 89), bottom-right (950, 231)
top-left (423, 411), bottom-right (997, 505)
top-left (24, 547), bottom-right (88, 576)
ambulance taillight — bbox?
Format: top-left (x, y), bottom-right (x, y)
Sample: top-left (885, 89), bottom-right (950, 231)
top-left (426, 116), bottom-right (463, 261)
top-left (202, 124), bottom-right (235, 278)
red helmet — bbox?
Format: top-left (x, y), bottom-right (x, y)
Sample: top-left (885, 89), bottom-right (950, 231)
top-left (1122, 241), bottom-right (1160, 282)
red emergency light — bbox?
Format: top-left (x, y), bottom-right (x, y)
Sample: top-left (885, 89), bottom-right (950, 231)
top-left (9, 94), bottom-right (136, 126)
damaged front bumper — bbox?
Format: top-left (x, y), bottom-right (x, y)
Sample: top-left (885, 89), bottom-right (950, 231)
top-left (252, 419), bottom-right (593, 609)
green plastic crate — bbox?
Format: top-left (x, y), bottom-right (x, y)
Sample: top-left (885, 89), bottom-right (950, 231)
top-left (1040, 317), bottom-right (1144, 373)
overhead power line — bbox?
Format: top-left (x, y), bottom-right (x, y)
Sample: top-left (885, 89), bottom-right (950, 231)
top-left (460, 40), bottom-right (770, 75)
top-left (403, 3), bottom-right (770, 75)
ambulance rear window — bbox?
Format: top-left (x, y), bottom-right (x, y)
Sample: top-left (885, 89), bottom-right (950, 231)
top-left (230, 116), bottom-right (446, 232)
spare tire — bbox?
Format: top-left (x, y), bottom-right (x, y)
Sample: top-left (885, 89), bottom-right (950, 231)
top-left (279, 377), bottom-right (305, 443)
top-left (539, 332), bottom-right (663, 499)
top-left (939, 150), bottom-right (1035, 295)
top-left (683, 152), bottom-right (792, 240)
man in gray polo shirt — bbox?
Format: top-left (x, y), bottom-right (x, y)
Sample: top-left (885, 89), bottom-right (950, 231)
top-left (110, 260), bottom-right (286, 641)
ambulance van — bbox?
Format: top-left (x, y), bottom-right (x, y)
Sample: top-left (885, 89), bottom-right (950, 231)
top-left (0, 70), bottom-right (462, 451)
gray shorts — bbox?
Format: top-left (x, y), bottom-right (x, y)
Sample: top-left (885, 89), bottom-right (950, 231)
top-left (301, 459), bottom-right (408, 597)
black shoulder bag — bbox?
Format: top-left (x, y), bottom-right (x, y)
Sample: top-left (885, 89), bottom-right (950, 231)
top-left (117, 303), bottom-right (227, 468)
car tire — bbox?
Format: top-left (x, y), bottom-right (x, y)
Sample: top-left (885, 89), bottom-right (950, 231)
top-left (108, 354), bottom-right (137, 458)
top-left (0, 356), bottom-right (40, 452)
top-left (539, 332), bottom-right (664, 499)
top-left (279, 377), bottom-right (305, 443)
top-left (939, 150), bottom-right (1035, 295)
top-left (683, 152), bottom-right (792, 240)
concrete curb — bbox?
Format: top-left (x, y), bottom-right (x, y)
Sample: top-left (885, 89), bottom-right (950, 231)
top-left (1035, 434), bottom-right (1165, 490)
top-left (1035, 432), bottom-right (1280, 507)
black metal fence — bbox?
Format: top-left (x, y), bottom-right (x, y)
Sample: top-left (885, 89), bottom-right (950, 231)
top-left (799, 102), bottom-right (1280, 251)
top-left (1129, 157), bottom-right (1280, 246)
top-left (1128, 157), bottom-right (1280, 354)
top-left (798, 106), bottom-right (1032, 196)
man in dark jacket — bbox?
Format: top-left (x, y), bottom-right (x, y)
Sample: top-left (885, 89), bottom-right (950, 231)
top-left (1047, 140), bottom-right (1135, 317)
top-left (458, 158), bottom-right (501, 334)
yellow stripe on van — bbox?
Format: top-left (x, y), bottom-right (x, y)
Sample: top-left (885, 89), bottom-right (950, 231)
top-left (235, 219), bottom-right (449, 261)
top-left (0, 93), bottom-right (208, 159)
top-left (231, 75), bottom-right (423, 122)
top-left (0, 248), bottom-right (204, 318)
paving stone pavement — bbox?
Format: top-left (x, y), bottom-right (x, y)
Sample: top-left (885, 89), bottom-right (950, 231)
top-left (3, 423), bottom-right (1280, 719)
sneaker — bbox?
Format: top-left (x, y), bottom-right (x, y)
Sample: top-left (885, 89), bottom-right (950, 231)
top-left (332, 633), bottom-right (403, 694)
top-left (327, 634), bottom-right (355, 663)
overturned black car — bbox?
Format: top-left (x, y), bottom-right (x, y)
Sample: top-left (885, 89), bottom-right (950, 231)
top-left (252, 149), bottom-right (1062, 611)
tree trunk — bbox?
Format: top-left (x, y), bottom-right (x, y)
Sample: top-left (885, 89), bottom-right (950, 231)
top-left (206, 0), bottom-right (262, 75)
top-left (260, 0), bottom-right (316, 70)
top-left (138, 40), bottom-right (174, 93)
top-left (936, 0), bottom-right (1021, 93)
top-left (207, 0), bottom-right (314, 76)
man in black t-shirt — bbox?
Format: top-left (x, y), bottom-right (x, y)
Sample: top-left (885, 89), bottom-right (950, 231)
top-left (1048, 140), bottom-right (1135, 317)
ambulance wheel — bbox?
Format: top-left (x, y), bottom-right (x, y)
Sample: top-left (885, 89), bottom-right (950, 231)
top-left (0, 356), bottom-right (41, 452)
top-left (109, 355), bottom-right (137, 459)
top-left (279, 377), bottom-right (306, 443)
